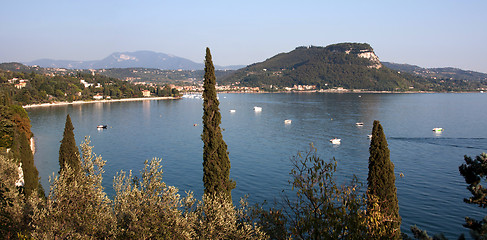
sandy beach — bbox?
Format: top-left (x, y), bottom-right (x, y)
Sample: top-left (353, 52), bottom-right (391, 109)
top-left (23, 96), bottom-right (180, 108)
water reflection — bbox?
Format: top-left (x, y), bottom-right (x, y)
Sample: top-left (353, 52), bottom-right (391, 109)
top-left (26, 93), bottom-right (487, 239)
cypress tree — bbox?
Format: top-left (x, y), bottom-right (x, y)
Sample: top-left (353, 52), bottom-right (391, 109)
top-left (367, 120), bottom-right (401, 238)
top-left (18, 131), bottom-right (43, 197)
top-left (201, 47), bottom-right (235, 198)
top-left (459, 153), bottom-right (487, 238)
top-left (59, 114), bottom-right (80, 173)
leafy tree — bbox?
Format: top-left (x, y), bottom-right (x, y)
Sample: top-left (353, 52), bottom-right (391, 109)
top-left (251, 145), bottom-right (396, 239)
top-left (283, 146), bottom-right (365, 239)
top-left (0, 155), bottom-right (28, 238)
top-left (367, 120), bottom-right (401, 239)
top-left (0, 102), bottom-right (42, 198)
top-left (113, 158), bottom-right (194, 239)
top-left (18, 131), bottom-right (42, 197)
top-left (190, 192), bottom-right (267, 239)
top-left (59, 114), bottom-right (80, 173)
top-left (459, 152), bottom-right (487, 239)
top-left (201, 47), bottom-right (235, 198)
top-left (113, 158), bottom-right (266, 239)
top-left (31, 137), bottom-right (115, 239)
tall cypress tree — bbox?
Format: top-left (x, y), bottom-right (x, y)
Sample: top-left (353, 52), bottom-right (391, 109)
top-left (18, 131), bottom-right (43, 197)
top-left (201, 47), bottom-right (235, 198)
top-left (367, 120), bottom-right (401, 238)
top-left (59, 114), bottom-right (80, 173)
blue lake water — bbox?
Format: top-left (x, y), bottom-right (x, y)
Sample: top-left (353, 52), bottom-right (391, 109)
top-left (27, 93), bottom-right (487, 238)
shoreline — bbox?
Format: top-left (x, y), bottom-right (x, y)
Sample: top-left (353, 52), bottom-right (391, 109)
top-left (217, 89), bottom-right (481, 94)
top-left (23, 96), bottom-right (180, 108)
top-left (23, 90), bottom-right (483, 108)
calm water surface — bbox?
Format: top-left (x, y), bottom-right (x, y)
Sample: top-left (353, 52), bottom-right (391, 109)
top-left (27, 93), bottom-right (487, 238)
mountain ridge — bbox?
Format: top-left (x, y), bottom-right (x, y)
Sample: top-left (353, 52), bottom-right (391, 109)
top-left (220, 43), bottom-right (432, 91)
top-left (382, 62), bottom-right (487, 82)
top-left (24, 51), bottom-right (244, 70)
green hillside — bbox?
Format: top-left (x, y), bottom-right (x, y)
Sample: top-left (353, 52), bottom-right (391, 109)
top-left (220, 43), bottom-right (431, 91)
top-left (382, 62), bottom-right (487, 82)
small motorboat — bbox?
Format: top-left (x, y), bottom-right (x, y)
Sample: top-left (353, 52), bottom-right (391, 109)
top-left (229, 109), bottom-right (236, 113)
top-left (253, 106), bottom-right (262, 112)
top-left (330, 138), bottom-right (341, 144)
top-left (367, 135), bottom-right (372, 139)
top-left (97, 125), bottom-right (107, 129)
top-left (356, 122), bottom-right (364, 126)
top-left (432, 127), bottom-right (443, 132)
top-left (284, 119), bottom-right (292, 124)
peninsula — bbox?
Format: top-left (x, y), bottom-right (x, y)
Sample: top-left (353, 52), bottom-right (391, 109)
top-left (22, 96), bottom-right (180, 109)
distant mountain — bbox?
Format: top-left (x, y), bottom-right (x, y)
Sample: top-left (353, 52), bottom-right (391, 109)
top-left (25, 51), bottom-right (243, 70)
top-left (382, 62), bottom-right (487, 82)
top-left (221, 43), bottom-right (430, 91)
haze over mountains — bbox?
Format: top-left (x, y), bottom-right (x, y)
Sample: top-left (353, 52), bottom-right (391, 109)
top-left (382, 62), bottom-right (487, 82)
top-left (25, 51), bottom-right (244, 70)
top-left (15, 44), bottom-right (487, 87)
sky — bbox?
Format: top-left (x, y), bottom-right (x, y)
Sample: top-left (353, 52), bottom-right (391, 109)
top-left (1, 0), bottom-right (486, 73)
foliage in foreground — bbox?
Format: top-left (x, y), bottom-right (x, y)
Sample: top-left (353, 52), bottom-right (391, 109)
top-left (459, 152), bottom-right (487, 239)
top-left (251, 145), bottom-right (395, 239)
top-left (405, 153), bottom-right (487, 240)
top-left (202, 47), bottom-right (235, 199)
top-left (0, 98), bottom-right (43, 197)
top-left (18, 137), bottom-right (265, 239)
top-left (31, 137), bottom-right (115, 239)
top-left (0, 155), bottom-right (32, 239)
top-left (58, 114), bottom-right (80, 173)
top-left (114, 157), bottom-right (265, 239)
top-left (367, 120), bottom-right (401, 238)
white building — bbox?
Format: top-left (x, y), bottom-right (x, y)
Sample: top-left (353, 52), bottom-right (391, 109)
top-left (93, 94), bottom-right (103, 100)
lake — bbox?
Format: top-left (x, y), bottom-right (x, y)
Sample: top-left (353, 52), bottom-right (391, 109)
top-left (27, 92), bottom-right (487, 238)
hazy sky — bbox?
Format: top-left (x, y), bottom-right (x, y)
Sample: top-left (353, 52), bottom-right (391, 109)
top-left (1, 0), bottom-right (486, 73)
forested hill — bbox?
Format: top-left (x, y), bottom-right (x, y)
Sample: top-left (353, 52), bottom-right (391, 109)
top-left (0, 63), bottom-right (179, 106)
top-left (220, 43), bottom-right (435, 91)
top-left (382, 62), bottom-right (487, 82)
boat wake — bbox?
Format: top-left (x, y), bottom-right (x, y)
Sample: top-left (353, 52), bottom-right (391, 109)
top-left (389, 137), bottom-right (487, 151)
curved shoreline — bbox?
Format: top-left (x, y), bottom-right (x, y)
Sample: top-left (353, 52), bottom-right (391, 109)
top-left (23, 96), bottom-right (180, 108)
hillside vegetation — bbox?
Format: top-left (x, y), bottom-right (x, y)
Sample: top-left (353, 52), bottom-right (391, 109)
top-left (383, 62), bottom-right (487, 82)
top-left (220, 43), bottom-right (485, 91)
top-left (0, 63), bottom-right (179, 106)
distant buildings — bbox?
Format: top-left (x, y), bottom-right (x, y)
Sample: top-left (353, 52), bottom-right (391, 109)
top-left (80, 79), bottom-right (94, 88)
top-left (141, 90), bottom-right (151, 97)
top-left (284, 85), bottom-right (316, 91)
top-left (8, 78), bottom-right (28, 89)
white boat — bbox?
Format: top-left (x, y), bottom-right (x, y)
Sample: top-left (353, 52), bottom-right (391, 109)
top-left (97, 125), bottom-right (107, 129)
top-left (356, 122), bottom-right (364, 126)
top-left (432, 127), bottom-right (443, 132)
top-left (284, 119), bottom-right (292, 124)
top-left (367, 135), bottom-right (372, 139)
top-left (182, 94), bottom-right (202, 99)
top-left (229, 109), bottom-right (236, 113)
top-left (330, 138), bottom-right (341, 144)
top-left (254, 106), bottom-right (262, 112)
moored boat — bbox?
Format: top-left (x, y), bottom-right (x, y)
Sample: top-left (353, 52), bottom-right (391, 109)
top-left (432, 127), bottom-right (443, 132)
top-left (330, 138), bottom-right (341, 144)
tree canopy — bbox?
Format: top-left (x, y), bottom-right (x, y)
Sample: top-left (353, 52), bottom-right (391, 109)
top-left (201, 47), bottom-right (235, 199)
top-left (59, 114), bottom-right (80, 173)
top-left (367, 120), bottom-right (401, 239)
